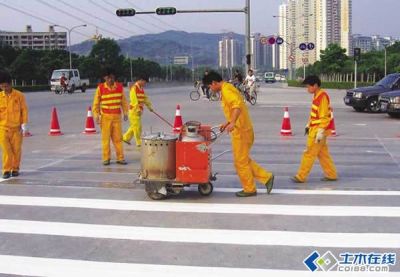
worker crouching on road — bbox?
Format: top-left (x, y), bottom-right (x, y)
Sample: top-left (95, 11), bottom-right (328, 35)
top-left (123, 75), bottom-right (153, 148)
top-left (92, 68), bottom-right (129, 166)
top-left (291, 75), bottom-right (338, 183)
top-left (0, 70), bottom-right (29, 179)
top-left (203, 71), bottom-right (274, 197)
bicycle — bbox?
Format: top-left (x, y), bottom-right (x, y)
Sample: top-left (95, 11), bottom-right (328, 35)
top-left (55, 85), bottom-right (69, 95)
top-left (241, 84), bottom-right (257, 105)
top-left (190, 81), bottom-right (220, 101)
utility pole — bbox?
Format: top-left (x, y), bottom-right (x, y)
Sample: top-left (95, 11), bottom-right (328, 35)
top-left (245, 0), bottom-right (251, 72)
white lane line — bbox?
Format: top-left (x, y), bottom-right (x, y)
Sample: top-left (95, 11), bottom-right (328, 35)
top-left (2, 255), bottom-right (395, 277)
top-left (0, 195), bottom-right (399, 217)
top-left (1, 219), bottom-right (399, 248)
top-left (209, 188), bottom-right (400, 196)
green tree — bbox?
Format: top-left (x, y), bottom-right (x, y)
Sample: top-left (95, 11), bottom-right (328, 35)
top-left (89, 38), bottom-right (124, 78)
top-left (319, 44), bottom-right (348, 74)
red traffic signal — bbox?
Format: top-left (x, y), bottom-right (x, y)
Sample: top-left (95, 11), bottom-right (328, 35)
top-left (116, 9), bottom-right (136, 17)
top-left (156, 7), bottom-right (177, 15)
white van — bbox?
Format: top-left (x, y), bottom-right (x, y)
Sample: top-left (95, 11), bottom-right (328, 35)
top-left (50, 69), bottom-right (89, 94)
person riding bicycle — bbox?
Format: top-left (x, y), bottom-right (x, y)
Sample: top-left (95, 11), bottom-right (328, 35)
top-left (243, 69), bottom-right (256, 96)
top-left (60, 73), bottom-right (68, 91)
top-left (201, 70), bottom-right (211, 100)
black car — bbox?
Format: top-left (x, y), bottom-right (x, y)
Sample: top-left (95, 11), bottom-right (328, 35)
top-left (344, 73), bottom-right (400, 112)
top-left (379, 90), bottom-right (400, 118)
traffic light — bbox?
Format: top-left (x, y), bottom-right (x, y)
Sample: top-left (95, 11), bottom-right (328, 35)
top-left (156, 7), bottom-right (177, 15)
top-left (246, 54), bottom-right (251, 66)
top-left (354, 47), bottom-right (361, 61)
top-left (116, 9), bottom-right (136, 17)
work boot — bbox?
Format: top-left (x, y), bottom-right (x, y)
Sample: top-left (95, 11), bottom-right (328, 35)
top-left (235, 190), bottom-right (257, 197)
top-left (103, 160), bottom-right (110, 166)
top-left (116, 160), bottom-right (127, 165)
top-left (321, 177), bottom-right (338, 182)
top-left (2, 172), bottom-right (11, 179)
top-left (123, 139), bottom-right (131, 145)
top-left (11, 171), bottom-right (19, 177)
top-left (290, 176), bottom-right (304, 183)
top-left (265, 175), bottom-right (274, 194)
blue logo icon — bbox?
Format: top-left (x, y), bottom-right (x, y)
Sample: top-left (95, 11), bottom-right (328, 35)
top-left (304, 251), bottom-right (320, 272)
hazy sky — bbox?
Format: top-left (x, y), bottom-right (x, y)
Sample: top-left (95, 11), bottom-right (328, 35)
top-left (0, 0), bottom-right (399, 44)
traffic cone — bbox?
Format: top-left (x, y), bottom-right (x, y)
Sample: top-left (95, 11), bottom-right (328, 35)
top-left (48, 107), bottom-right (63, 136)
top-left (280, 107), bottom-right (293, 136)
top-left (330, 109), bottom-right (337, 136)
top-left (82, 106), bottom-right (97, 134)
top-left (173, 104), bottom-right (183, 133)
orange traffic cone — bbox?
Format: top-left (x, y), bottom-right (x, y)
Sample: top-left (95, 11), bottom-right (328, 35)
top-left (330, 109), bottom-right (337, 136)
top-left (280, 107), bottom-right (293, 136)
top-left (173, 104), bottom-right (183, 133)
top-left (49, 107), bottom-right (63, 136)
top-left (83, 106), bottom-right (97, 134)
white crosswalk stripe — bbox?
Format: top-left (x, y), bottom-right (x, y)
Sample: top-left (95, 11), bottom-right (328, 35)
top-left (0, 186), bottom-right (399, 276)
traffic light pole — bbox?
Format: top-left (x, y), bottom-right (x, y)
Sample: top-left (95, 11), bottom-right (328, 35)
top-left (117, 2), bottom-right (251, 71)
top-left (354, 60), bottom-right (357, 89)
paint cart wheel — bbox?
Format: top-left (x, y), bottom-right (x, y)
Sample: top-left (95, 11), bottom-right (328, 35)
top-left (198, 182), bottom-right (213, 196)
top-left (147, 192), bottom-right (167, 200)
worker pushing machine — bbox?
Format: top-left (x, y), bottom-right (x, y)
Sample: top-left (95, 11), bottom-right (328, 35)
top-left (0, 70), bottom-right (29, 179)
top-left (291, 75), bottom-right (338, 183)
top-left (123, 75), bottom-right (153, 148)
top-left (203, 71), bottom-right (274, 197)
top-left (92, 67), bottom-right (129, 166)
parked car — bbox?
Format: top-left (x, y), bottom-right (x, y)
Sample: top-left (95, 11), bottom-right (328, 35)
top-left (379, 90), bottom-right (400, 118)
top-left (343, 73), bottom-right (400, 112)
top-left (50, 69), bottom-right (89, 94)
top-left (264, 72), bottom-right (276, 83)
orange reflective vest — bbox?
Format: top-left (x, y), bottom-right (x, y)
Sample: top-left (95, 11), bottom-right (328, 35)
top-left (133, 84), bottom-right (145, 112)
top-left (98, 82), bottom-right (124, 114)
top-left (309, 91), bottom-right (334, 130)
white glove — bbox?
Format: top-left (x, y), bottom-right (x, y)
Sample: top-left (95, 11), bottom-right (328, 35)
top-left (21, 123), bottom-right (28, 133)
top-left (315, 128), bottom-right (325, 143)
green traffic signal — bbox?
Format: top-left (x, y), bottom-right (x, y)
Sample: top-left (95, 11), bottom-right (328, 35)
top-left (156, 7), bottom-right (177, 15)
top-left (116, 9), bottom-right (136, 17)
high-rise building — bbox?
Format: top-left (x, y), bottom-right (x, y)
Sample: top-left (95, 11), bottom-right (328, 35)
top-left (218, 36), bottom-right (241, 69)
top-left (279, 0), bottom-right (352, 72)
top-left (0, 25), bottom-right (67, 50)
top-left (352, 34), bottom-right (373, 53)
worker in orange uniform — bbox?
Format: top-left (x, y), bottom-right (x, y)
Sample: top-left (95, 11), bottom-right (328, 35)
top-left (122, 75), bottom-right (153, 148)
top-left (203, 71), bottom-right (274, 197)
top-left (291, 75), bottom-right (337, 183)
top-left (0, 70), bottom-right (29, 179)
top-left (92, 68), bottom-right (129, 166)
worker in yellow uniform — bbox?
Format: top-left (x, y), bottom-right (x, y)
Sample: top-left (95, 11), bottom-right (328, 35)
top-left (0, 70), bottom-right (29, 179)
top-left (203, 71), bottom-right (274, 197)
top-left (291, 75), bottom-right (337, 183)
top-left (92, 68), bottom-right (129, 166)
top-left (122, 75), bottom-right (153, 148)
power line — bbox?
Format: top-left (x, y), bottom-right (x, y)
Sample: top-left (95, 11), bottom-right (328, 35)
top-left (96, 0), bottom-right (159, 33)
top-left (0, 1), bottom-right (91, 40)
top-left (35, 0), bottom-right (126, 39)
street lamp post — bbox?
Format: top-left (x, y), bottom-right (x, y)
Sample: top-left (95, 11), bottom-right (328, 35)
top-left (54, 24), bottom-right (87, 70)
top-left (384, 47), bottom-right (387, 77)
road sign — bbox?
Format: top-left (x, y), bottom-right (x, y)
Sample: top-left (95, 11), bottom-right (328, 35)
top-left (302, 57), bottom-right (309, 64)
top-left (307, 42), bottom-right (315, 50)
top-left (260, 36), bottom-right (268, 45)
top-left (289, 55), bottom-right (295, 62)
top-left (299, 43), bottom-right (307, 51)
top-left (173, 56), bottom-right (189, 65)
top-left (276, 37), bottom-right (284, 45)
top-left (268, 36), bottom-right (276, 45)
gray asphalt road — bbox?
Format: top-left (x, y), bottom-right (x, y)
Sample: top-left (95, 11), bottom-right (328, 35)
top-left (0, 83), bottom-right (399, 276)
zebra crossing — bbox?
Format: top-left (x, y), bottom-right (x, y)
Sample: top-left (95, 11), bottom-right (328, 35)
top-left (0, 183), bottom-right (399, 276)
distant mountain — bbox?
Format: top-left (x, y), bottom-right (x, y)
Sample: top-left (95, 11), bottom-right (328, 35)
top-left (70, 30), bottom-right (245, 66)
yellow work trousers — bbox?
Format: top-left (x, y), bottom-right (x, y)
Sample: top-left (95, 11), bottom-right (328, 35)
top-left (231, 131), bottom-right (273, 193)
top-left (123, 111), bottom-right (142, 146)
top-left (0, 128), bottom-right (23, 174)
top-left (100, 114), bottom-right (124, 162)
top-left (295, 134), bottom-right (337, 182)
